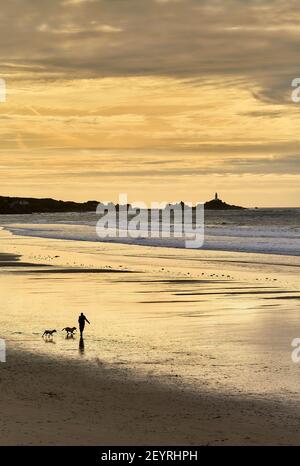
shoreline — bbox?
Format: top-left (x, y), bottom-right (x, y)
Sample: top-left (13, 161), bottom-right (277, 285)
top-left (3, 224), bottom-right (300, 257)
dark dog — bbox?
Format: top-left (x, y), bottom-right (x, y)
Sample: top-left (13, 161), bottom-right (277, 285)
top-left (62, 326), bottom-right (77, 337)
top-left (42, 329), bottom-right (57, 338)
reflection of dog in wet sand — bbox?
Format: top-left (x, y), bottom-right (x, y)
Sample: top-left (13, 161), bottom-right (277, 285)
top-left (42, 329), bottom-right (57, 339)
top-left (62, 327), bottom-right (77, 337)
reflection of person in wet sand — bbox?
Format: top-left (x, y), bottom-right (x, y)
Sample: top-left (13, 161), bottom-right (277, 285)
top-left (79, 337), bottom-right (85, 355)
top-left (78, 312), bottom-right (90, 337)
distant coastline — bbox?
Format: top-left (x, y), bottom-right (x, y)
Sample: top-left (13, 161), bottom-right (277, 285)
top-left (0, 193), bottom-right (245, 215)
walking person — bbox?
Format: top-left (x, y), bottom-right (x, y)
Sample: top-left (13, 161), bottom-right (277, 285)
top-left (78, 312), bottom-right (90, 338)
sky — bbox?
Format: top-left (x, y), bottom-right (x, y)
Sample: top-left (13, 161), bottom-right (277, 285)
top-left (0, 0), bottom-right (300, 206)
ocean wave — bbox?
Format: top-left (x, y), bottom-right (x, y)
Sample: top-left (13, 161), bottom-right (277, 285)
top-left (3, 220), bottom-right (300, 256)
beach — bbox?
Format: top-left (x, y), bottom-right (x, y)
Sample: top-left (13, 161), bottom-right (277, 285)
top-left (2, 347), bottom-right (300, 446)
top-left (0, 227), bottom-right (299, 445)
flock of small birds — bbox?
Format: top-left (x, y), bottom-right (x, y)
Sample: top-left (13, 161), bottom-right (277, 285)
top-left (19, 252), bottom-right (280, 283)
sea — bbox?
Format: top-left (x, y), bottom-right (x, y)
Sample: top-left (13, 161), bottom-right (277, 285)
top-left (0, 208), bottom-right (299, 256)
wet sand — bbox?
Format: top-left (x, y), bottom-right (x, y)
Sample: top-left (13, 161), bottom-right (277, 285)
top-left (0, 233), bottom-right (300, 445)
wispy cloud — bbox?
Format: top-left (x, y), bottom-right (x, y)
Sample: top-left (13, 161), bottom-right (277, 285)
top-left (0, 0), bottom-right (299, 103)
top-left (37, 22), bottom-right (123, 35)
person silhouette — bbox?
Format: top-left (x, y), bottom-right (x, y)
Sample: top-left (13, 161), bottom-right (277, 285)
top-left (78, 312), bottom-right (90, 337)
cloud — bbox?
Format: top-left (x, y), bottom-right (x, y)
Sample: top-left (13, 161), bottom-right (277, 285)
top-left (37, 22), bottom-right (123, 35)
top-left (155, 0), bottom-right (183, 3)
top-left (0, 0), bottom-right (299, 103)
top-left (62, 0), bottom-right (97, 5)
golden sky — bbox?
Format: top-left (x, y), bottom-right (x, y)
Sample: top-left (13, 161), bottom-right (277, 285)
top-left (0, 0), bottom-right (300, 206)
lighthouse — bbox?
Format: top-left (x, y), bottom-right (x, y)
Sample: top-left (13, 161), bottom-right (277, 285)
top-left (215, 192), bottom-right (218, 200)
